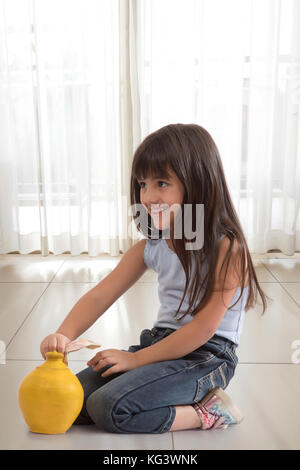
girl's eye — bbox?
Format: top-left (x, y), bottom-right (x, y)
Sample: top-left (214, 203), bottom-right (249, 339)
top-left (139, 181), bottom-right (168, 188)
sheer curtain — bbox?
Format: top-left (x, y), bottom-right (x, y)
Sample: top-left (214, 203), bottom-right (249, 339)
top-left (0, 0), bottom-right (136, 256)
top-left (0, 0), bottom-right (299, 256)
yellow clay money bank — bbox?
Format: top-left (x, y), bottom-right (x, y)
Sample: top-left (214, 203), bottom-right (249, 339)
top-left (18, 350), bottom-right (84, 434)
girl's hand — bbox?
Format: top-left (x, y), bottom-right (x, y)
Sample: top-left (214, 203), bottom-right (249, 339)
top-left (87, 349), bottom-right (139, 377)
top-left (40, 333), bottom-right (72, 360)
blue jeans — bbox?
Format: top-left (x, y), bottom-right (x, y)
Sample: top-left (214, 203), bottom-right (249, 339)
top-left (72, 327), bottom-right (238, 434)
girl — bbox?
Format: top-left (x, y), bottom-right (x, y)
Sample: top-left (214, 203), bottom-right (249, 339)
top-left (40, 123), bottom-right (269, 433)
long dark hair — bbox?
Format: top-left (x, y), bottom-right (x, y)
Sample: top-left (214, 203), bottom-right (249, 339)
top-left (130, 123), bottom-right (271, 321)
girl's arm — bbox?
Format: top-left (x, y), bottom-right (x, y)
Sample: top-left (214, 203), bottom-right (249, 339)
top-left (55, 239), bottom-right (147, 341)
top-left (134, 237), bottom-right (247, 367)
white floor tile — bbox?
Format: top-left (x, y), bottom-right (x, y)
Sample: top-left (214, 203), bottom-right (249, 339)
top-left (172, 364), bottom-right (300, 450)
top-left (52, 259), bottom-right (157, 283)
top-left (252, 260), bottom-right (278, 282)
top-left (237, 283), bottom-right (300, 363)
top-left (52, 259), bottom-right (117, 283)
top-left (259, 259), bottom-right (300, 282)
top-left (251, 252), bottom-right (300, 259)
top-left (281, 282), bottom-right (300, 306)
top-left (251, 252), bottom-right (278, 259)
top-left (0, 258), bottom-right (64, 282)
top-left (0, 283), bottom-right (49, 350)
top-left (0, 253), bottom-right (122, 261)
top-left (273, 252), bottom-right (300, 259)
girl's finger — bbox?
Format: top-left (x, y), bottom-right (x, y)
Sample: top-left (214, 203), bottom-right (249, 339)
top-left (87, 354), bottom-right (100, 365)
top-left (101, 365), bottom-right (118, 378)
top-left (48, 337), bottom-right (57, 353)
top-left (56, 340), bottom-right (65, 354)
top-left (93, 359), bottom-right (106, 371)
top-left (93, 356), bottom-right (115, 371)
top-left (95, 356), bottom-right (117, 372)
top-left (87, 354), bottom-right (98, 363)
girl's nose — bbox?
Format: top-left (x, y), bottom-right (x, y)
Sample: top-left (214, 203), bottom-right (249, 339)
top-left (141, 188), bottom-right (164, 208)
top-left (142, 194), bottom-right (161, 206)
top-left (144, 201), bottom-right (163, 209)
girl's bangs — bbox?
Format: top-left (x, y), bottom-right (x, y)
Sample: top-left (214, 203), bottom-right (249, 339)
top-left (134, 141), bottom-right (172, 181)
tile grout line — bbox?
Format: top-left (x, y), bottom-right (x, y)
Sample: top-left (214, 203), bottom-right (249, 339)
top-left (3, 282), bottom-right (52, 355)
top-left (3, 260), bottom-right (66, 355)
top-left (278, 283), bottom-right (300, 309)
top-left (48, 259), bottom-right (67, 284)
top-left (257, 259), bottom-right (300, 308)
top-left (256, 259), bottom-right (281, 282)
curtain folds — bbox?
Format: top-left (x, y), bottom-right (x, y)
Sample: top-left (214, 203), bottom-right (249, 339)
top-left (0, 0), bottom-right (299, 256)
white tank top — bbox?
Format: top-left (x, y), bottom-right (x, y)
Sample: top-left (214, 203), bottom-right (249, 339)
top-left (143, 236), bottom-right (249, 345)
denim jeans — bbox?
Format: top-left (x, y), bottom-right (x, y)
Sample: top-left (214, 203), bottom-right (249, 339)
top-left (72, 327), bottom-right (238, 434)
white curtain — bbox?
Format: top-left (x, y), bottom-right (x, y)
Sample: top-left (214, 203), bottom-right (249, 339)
top-left (0, 0), bottom-right (299, 256)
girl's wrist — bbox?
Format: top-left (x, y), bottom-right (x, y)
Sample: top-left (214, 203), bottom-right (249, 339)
top-left (133, 349), bottom-right (149, 368)
top-left (55, 329), bottom-right (74, 341)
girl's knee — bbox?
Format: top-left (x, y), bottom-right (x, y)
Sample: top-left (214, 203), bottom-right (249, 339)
top-left (86, 388), bottom-right (119, 433)
top-left (74, 366), bottom-right (106, 426)
top-left (86, 387), bottom-right (138, 433)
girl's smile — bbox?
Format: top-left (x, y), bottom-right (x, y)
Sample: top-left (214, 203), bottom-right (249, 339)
top-left (148, 205), bottom-right (169, 214)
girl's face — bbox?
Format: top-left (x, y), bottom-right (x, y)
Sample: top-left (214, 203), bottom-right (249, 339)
top-left (138, 167), bottom-right (185, 232)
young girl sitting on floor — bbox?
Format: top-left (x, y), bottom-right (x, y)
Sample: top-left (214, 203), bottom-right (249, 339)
top-left (40, 123), bottom-right (269, 433)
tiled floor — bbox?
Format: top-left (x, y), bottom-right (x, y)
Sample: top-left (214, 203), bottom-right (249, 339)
top-left (0, 251), bottom-right (300, 450)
